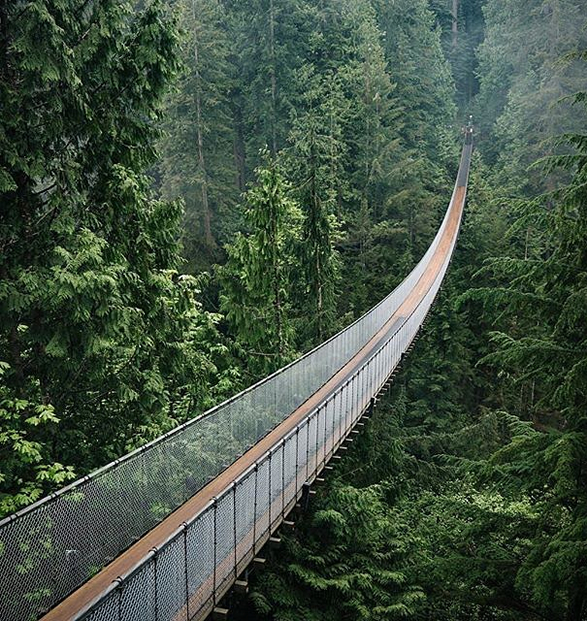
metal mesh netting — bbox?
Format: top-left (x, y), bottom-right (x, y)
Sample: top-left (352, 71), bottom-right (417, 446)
top-left (119, 559), bottom-right (156, 621)
top-left (234, 471), bottom-right (255, 571)
top-left (70, 142), bottom-right (470, 621)
top-left (0, 145), bottom-right (472, 621)
top-left (185, 504), bottom-right (214, 618)
top-left (155, 537), bottom-right (187, 621)
top-left (215, 490), bottom-right (236, 594)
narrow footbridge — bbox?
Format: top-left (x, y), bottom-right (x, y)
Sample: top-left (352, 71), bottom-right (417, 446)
top-left (0, 141), bottom-right (473, 621)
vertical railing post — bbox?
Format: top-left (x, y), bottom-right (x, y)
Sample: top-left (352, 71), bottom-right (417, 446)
top-left (116, 578), bottom-right (123, 621)
top-left (353, 372), bottom-right (358, 425)
top-left (268, 452), bottom-right (272, 531)
top-left (366, 359), bottom-right (371, 408)
top-left (323, 399), bottom-right (328, 467)
top-left (348, 376), bottom-right (353, 434)
top-left (281, 439), bottom-right (286, 519)
top-left (233, 483), bottom-right (238, 580)
top-left (183, 523), bottom-right (190, 621)
top-left (252, 466), bottom-right (258, 555)
top-left (345, 378), bottom-right (350, 436)
top-left (314, 410), bottom-right (319, 475)
top-left (379, 347), bottom-right (383, 391)
top-left (212, 499), bottom-right (218, 606)
top-left (344, 380), bottom-right (350, 442)
top-left (306, 417), bottom-right (310, 481)
top-left (152, 548), bottom-right (159, 621)
top-left (295, 426), bottom-right (300, 500)
top-left (369, 358), bottom-right (373, 411)
top-left (331, 392), bottom-right (336, 457)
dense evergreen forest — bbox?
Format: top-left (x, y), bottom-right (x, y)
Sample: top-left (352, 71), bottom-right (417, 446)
top-left (1, 0), bottom-right (586, 620)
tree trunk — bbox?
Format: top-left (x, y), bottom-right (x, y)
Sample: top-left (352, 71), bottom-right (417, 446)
top-left (452, 0), bottom-right (459, 49)
top-left (310, 140), bottom-right (324, 341)
top-left (232, 109), bottom-right (246, 192)
top-left (192, 1), bottom-right (215, 248)
top-left (565, 572), bottom-right (587, 621)
top-left (271, 213), bottom-right (283, 356)
top-left (565, 588), bottom-right (585, 621)
top-left (269, 0), bottom-right (277, 155)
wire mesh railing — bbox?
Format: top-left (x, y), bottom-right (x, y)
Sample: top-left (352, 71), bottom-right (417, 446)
top-left (0, 143), bottom-right (472, 621)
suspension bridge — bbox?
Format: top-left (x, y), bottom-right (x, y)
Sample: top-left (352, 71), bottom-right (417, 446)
top-left (0, 139), bottom-right (473, 621)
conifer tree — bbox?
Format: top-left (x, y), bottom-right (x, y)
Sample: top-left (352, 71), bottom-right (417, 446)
top-left (475, 0), bottom-right (587, 191)
top-left (252, 483), bottom-right (425, 621)
top-left (463, 91), bottom-right (587, 620)
top-left (0, 0), bottom-right (223, 513)
top-left (159, 0), bottom-right (236, 270)
top-left (219, 152), bottom-right (302, 375)
top-left (286, 67), bottom-right (344, 344)
top-left (224, 0), bottom-right (311, 172)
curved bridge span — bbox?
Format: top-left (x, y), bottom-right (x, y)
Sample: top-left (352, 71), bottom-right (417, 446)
top-left (0, 141), bottom-right (472, 621)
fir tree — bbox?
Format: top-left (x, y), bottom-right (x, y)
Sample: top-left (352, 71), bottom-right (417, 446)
top-left (0, 0), bottom-right (225, 513)
top-left (159, 0), bottom-right (236, 271)
top-left (219, 152), bottom-right (302, 376)
top-left (286, 66), bottom-right (344, 345)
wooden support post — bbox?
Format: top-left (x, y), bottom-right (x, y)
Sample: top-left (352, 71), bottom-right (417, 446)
top-left (283, 520), bottom-right (295, 530)
top-left (234, 580), bottom-right (249, 595)
top-left (269, 536), bottom-right (282, 548)
top-left (213, 608), bottom-right (229, 620)
top-left (301, 482), bottom-right (312, 511)
top-left (253, 557), bottom-right (266, 568)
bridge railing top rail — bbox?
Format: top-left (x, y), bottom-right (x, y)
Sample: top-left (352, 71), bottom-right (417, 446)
top-left (79, 144), bottom-right (472, 602)
top-left (0, 158), bottom-right (460, 529)
top-left (0, 140), bottom-right (472, 621)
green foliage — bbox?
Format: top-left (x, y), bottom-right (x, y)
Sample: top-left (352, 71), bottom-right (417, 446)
top-left (0, 362), bottom-right (75, 515)
top-left (7, 2), bottom-right (587, 621)
top-left (252, 484), bottom-right (424, 621)
top-left (475, 0), bottom-right (587, 192)
top-left (0, 0), bottom-right (232, 515)
top-left (463, 111), bottom-right (587, 618)
top-left (219, 152), bottom-right (302, 376)
top-left (159, 0), bottom-right (237, 270)
top-left (285, 66), bottom-right (344, 344)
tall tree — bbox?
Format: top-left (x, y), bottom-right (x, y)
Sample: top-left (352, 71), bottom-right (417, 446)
top-left (219, 152), bottom-right (302, 375)
top-left (0, 0), bottom-right (224, 513)
top-left (286, 66), bottom-right (345, 344)
top-left (224, 0), bottom-right (311, 174)
top-left (465, 103), bottom-right (587, 620)
top-left (475, 0), bottom-right (587, 190)
top-left (159, 0), bottom-right (236, 270)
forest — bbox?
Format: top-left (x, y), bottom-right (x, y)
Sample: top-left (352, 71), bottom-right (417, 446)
top-left (1, 0), bottom-right (586, 620)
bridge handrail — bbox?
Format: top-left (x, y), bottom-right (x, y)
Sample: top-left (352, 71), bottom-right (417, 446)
top-left (0, 142), bottom-right (472, 621)
top-left (75, 141), bottom-right (471, 621)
